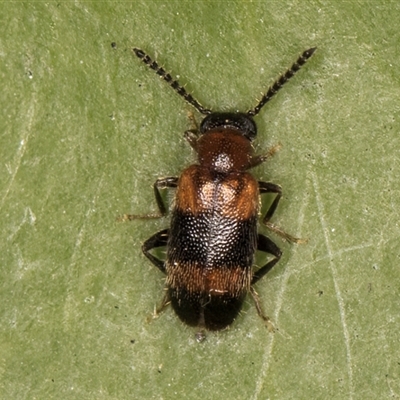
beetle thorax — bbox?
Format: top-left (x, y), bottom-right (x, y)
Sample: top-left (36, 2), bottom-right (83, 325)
top-left (197, 130), bottom-right (253, 173)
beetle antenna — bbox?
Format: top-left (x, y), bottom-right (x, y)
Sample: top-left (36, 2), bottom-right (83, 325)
top-left (247, 47), bottom-right (316, 117)
top-left (133, 48), bottom-right (212, 115)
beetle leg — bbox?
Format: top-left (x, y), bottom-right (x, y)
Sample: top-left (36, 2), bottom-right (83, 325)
top-left (142, 230), bottom-right (172, 323)
top-left (251, 233), bottom-right (282, 285)
top-left (146, 288), bottom-right (171, 325)
top-left (184, 130), bottom-right (199, 151)
top-left (184, 111), bottom-right (201, 151)
top-left (258, 181), bottom-right (306, 243)
top-left (151, 177), bottom-right (179, 215)
top-left (142, 228), bottom-right (169, 274)
top-left (249, 234), bottom-right (282, 331)
top-left (248, 143), bottom-right (282, 169)
top-left (152, 291), bottom-right (171, 317)
top-left (249, 287), bottom-right (275, 332)
top-left (120, 177), bottom-right (178, 220)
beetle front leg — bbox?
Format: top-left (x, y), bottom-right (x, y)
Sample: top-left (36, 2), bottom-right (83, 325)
top-left (184, 111), bottom-right (201, 151)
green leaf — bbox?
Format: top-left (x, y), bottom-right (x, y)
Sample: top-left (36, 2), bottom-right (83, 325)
top-left (1, 2), bottom-right (400, 399)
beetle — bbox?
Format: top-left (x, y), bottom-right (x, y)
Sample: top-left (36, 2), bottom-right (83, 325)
top-left (126, 46), bottom-right (316, 339)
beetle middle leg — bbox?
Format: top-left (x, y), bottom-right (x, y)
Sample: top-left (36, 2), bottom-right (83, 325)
top-left (120, 176), bottom-right (178, 220)
top-left (259, 181), bottom-right (306, 243)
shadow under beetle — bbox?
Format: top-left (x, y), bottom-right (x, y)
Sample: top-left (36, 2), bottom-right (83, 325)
top-left (126, 46), bottom-right (316, 339)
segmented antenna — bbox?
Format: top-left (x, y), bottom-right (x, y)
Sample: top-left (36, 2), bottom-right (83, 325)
top-left (133, 48), bottom-right (212, 115)
top-left (247, 47), bottom-right (316, 117)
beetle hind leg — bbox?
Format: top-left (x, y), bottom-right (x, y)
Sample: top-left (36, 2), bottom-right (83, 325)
top-left (250, 233), bottom-right (282, 331)
top-left (250, 287), bottom-right (275, 332)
